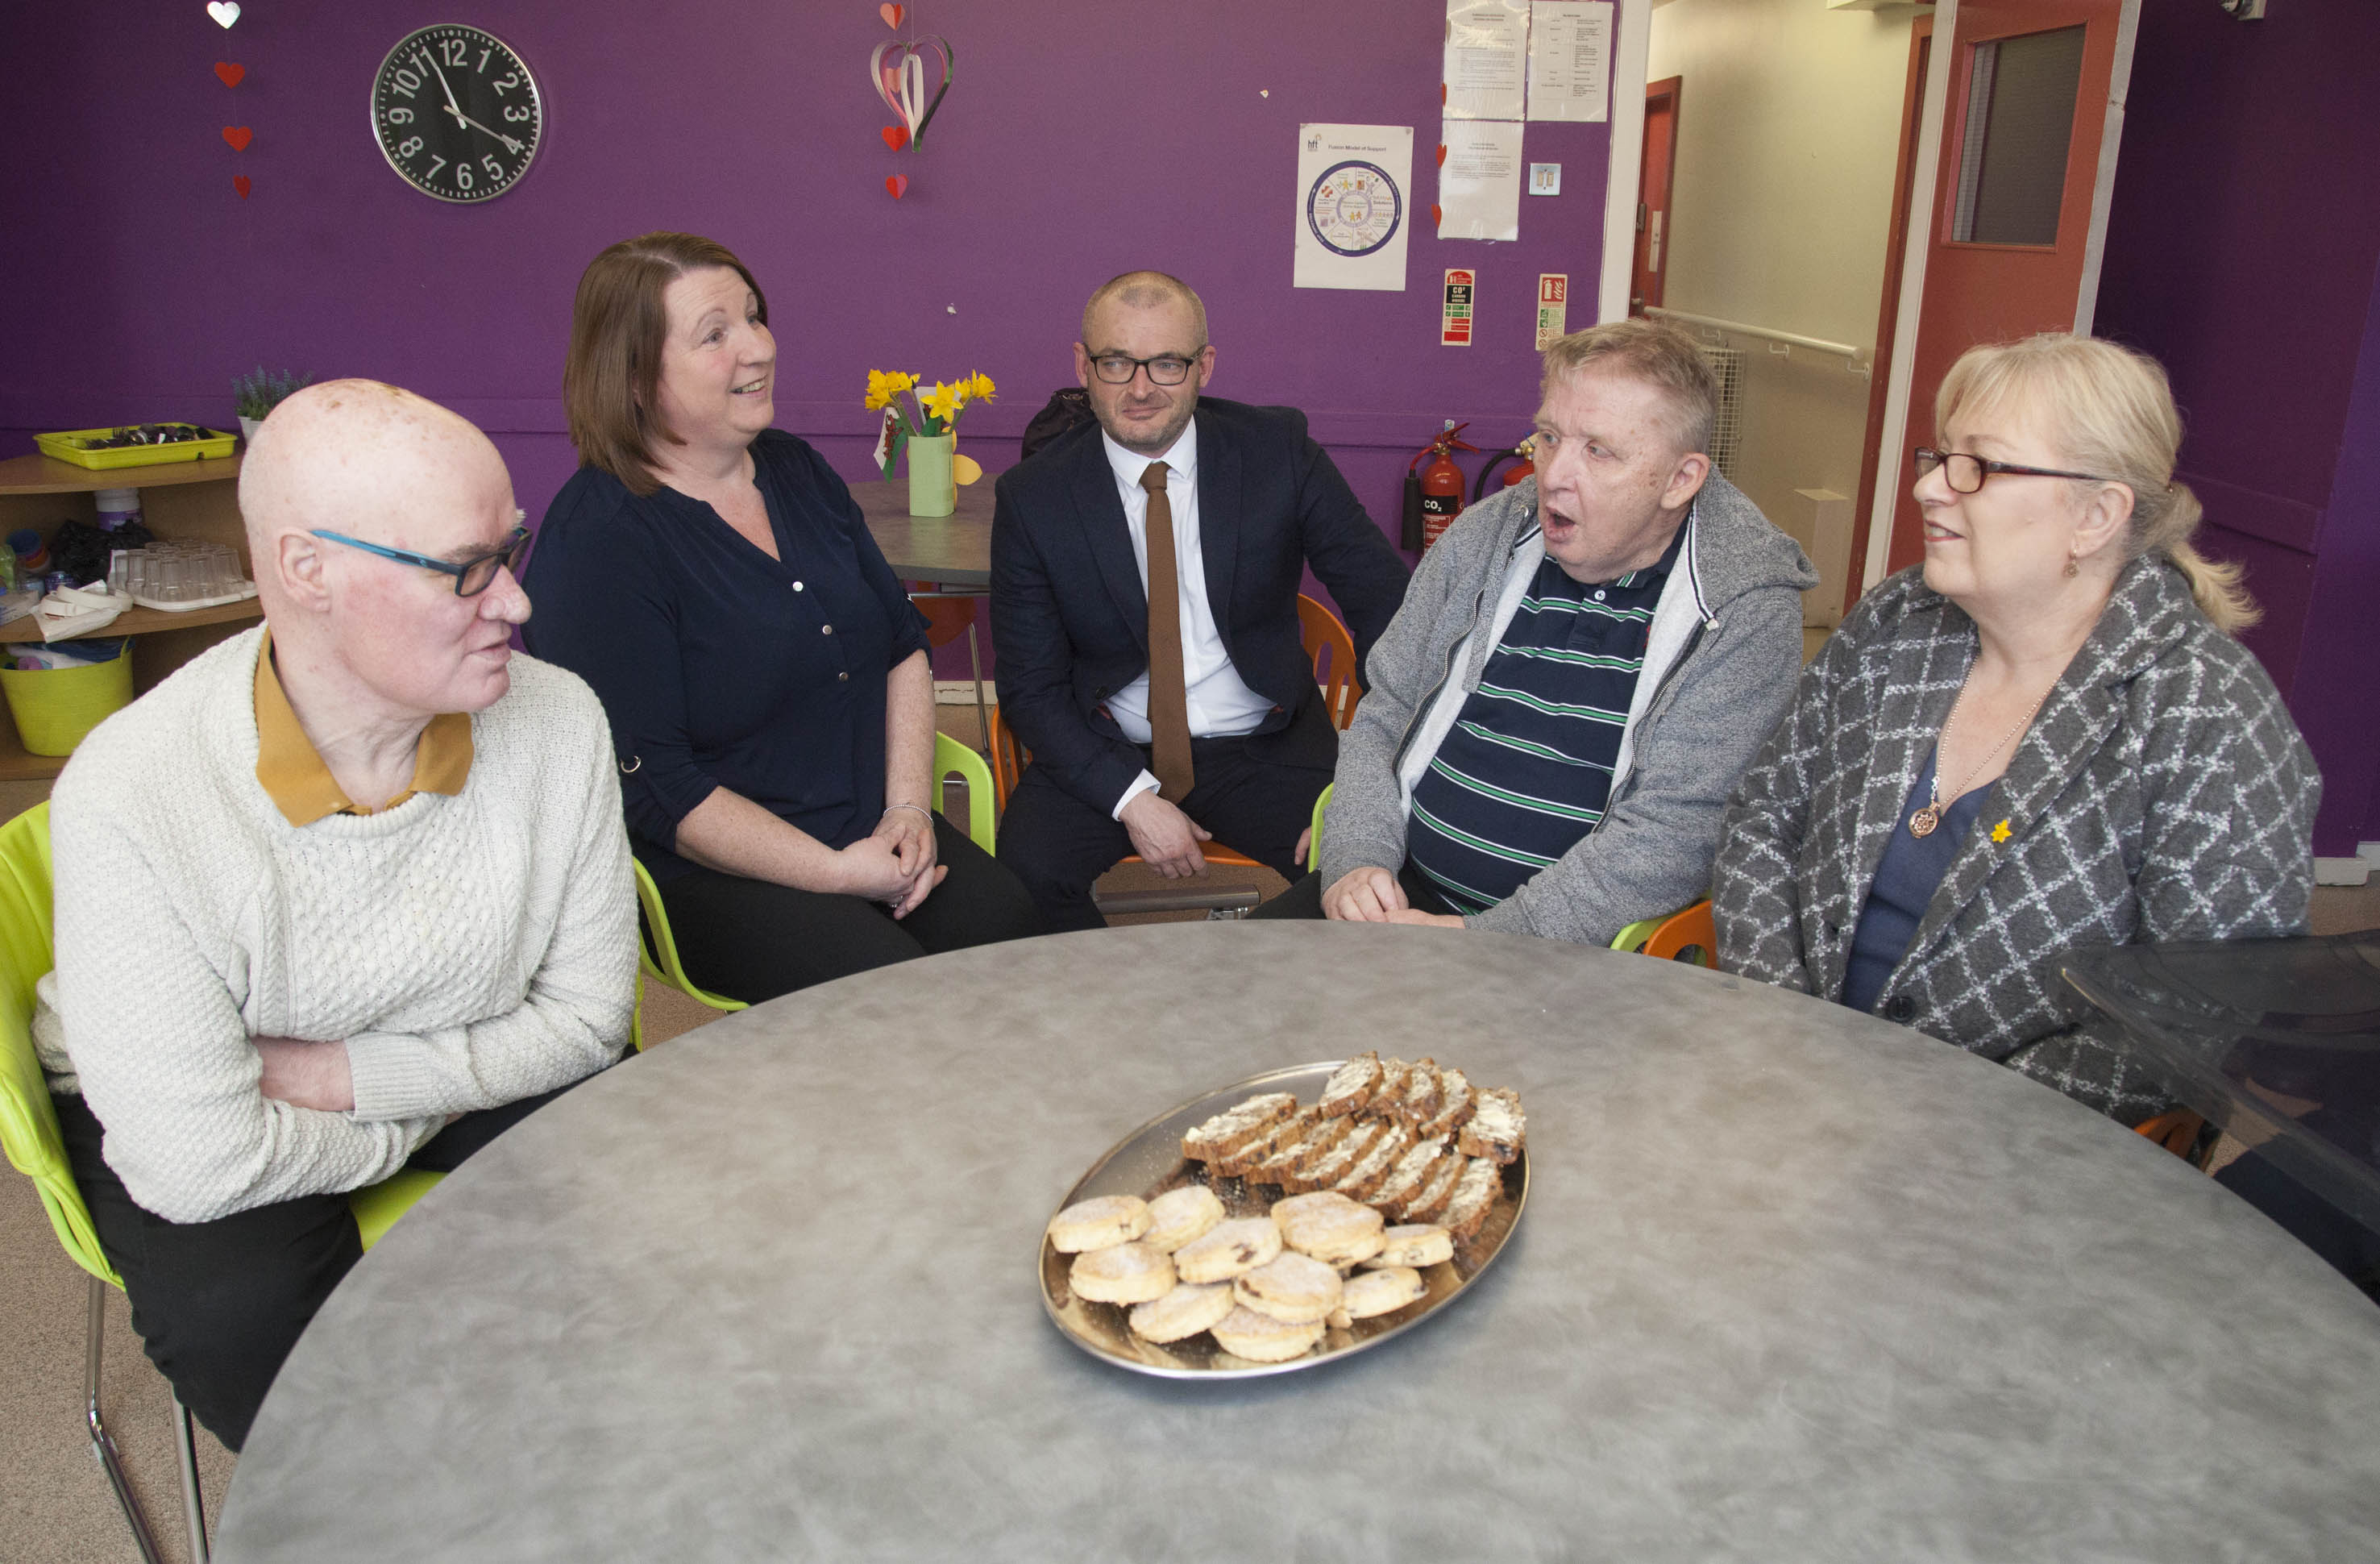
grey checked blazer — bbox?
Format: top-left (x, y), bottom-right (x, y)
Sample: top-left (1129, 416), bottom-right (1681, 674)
top-left (1713, 555), bottom-right (2319, 1124)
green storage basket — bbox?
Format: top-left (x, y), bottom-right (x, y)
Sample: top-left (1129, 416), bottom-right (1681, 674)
top-left (0, 647), bottom-right (135, 756)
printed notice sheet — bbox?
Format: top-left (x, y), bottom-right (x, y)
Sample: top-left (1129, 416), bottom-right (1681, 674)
top-left (1443, 0), bottom-right (1530, 121)
top-left (1294, 124), bottom-right (1414, 291)
top-left (1526, 1), bottom-right (1612, 123)
top-left (1437, 119), bottom-right (1525, 242)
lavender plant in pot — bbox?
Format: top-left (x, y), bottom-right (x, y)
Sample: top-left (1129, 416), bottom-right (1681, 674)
top-left (231, 368), bottom-right (314, 443)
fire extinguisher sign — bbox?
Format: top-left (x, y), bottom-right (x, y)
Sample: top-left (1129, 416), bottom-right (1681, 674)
top-left (1535, 274), bottom-right (1569, 351)
top-left (1442, 269), bottom-right (1475, 347)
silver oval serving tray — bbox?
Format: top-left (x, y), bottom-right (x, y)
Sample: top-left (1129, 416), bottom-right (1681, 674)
top-left (1039, 1060), bottom-right (1529, 1380)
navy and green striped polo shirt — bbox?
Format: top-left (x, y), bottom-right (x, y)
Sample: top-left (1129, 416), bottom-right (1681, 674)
top-left (1404, 529), bottom-right (1681, 915)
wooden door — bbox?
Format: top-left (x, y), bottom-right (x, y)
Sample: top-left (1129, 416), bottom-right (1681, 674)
top-left (1630, 77), bottom-right (1680, 314)
top-left (1880, 0), bottom-right (2133, 576)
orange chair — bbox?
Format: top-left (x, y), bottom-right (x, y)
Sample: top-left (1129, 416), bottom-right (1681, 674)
top-left (1296, 593), bottom-right (1361, 730)
top-left (1639, 900), bottom-right (1718, 968)
top-left (2133, 1109), bottom-right (2208, 1163)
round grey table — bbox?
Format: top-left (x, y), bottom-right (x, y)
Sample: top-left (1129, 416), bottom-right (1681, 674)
top-left (216, 925), bottom-right (2380, 1562)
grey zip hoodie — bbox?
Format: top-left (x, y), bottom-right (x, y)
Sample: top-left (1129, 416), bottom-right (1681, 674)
top-left (1319, 471), bottom-right (1816, 946)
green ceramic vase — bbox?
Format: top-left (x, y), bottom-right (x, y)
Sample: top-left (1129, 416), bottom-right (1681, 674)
top-left (907, 432), bottom-right (957, 518)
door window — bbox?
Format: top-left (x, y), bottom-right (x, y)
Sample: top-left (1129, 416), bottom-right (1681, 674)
top-left (1950, 24), bottom-right (2086, 246)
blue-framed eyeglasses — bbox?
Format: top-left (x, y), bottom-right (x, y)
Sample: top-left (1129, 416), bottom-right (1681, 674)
top-left (310, 518), bottom-right (531, 597)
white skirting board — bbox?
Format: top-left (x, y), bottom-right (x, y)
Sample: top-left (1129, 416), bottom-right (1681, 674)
top-left (934, 680), bottom-right (997, 705)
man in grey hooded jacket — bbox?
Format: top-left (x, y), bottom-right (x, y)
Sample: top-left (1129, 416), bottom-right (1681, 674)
top-left (1259, 319), bottom-right (1815, 945)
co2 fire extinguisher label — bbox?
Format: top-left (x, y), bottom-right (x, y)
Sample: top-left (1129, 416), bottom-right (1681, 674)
top-left (1535, 274), bottom-right (1569, 351)
top-left (1442, 269), bottom-right (1475, 346)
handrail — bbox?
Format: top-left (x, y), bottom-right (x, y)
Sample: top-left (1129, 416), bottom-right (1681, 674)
top-left (1643, 306), bottom-right (1868, 364)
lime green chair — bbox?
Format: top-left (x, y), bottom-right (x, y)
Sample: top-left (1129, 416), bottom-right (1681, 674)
top-left (0, 803), bottom-right (453, 1564)
top-left (634, 731), bottom-right (999, 1016)
top-left (1309, 782), bottom-right (1333, 870)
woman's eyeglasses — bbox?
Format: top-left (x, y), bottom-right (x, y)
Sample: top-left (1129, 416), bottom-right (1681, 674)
top-left (1914, 447), bottom-right (2119, 493)
top-left (309, 518), bottom-right (531, 597)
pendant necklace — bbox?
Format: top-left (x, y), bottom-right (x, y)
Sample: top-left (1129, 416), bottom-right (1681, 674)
top-left (1910, 670), bottom-right (2049, 838)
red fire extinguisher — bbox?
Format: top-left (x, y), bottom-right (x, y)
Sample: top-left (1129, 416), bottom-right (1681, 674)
top-left (1402, 420), bottom-right (1478, 551)
top-left (1472, 434), bottom-right (1537, 499)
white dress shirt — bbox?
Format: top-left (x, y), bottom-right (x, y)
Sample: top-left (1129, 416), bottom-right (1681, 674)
top-left (1100, 419), bottom-right (1274, 817)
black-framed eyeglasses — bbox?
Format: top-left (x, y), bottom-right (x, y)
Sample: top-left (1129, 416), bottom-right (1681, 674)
top-left (309, 518), bottom-right (531, 597)
top-left (1914, 447), bottom-right (2120, 493)
top-left (1086, 351), bottom-right (1200, 386)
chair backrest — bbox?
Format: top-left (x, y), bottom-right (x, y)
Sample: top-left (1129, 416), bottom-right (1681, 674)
top-left (1642, 900), bottom-right (1718, 968)
top-left (0, 803), bottom-right (118, 1285)
top-left (1296, 593), bottom-right (1361, 731)
top-left (986, 705), bottom-right (1028, 812)
top-left (908, 589), bottom-right (979, 651)
top-left (631, 858), bottom-right (750, 1014)
top-left (931, 730), bottom-right (996, 854)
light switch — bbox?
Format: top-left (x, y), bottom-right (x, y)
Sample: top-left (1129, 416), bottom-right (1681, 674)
top-left (1528, 163), bottom-right (1561, 196)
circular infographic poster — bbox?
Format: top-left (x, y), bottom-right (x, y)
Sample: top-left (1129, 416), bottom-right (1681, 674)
top-left (1305, 160), bottom-right (1404, 258)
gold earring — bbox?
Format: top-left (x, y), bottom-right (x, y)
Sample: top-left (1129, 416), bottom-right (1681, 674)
top-left (2063, 556), bottom-right (2080, 578)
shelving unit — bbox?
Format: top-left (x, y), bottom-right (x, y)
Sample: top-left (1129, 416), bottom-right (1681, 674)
top-left (0, 449), bottom-right (260, 779)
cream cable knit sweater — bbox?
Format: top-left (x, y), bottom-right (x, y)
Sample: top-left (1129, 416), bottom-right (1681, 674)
top-left (42, 627), bottom-right (637, 1224)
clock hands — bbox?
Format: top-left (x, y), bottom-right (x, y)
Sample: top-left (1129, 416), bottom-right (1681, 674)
top-left (417, 49), bottom-right (525, 156)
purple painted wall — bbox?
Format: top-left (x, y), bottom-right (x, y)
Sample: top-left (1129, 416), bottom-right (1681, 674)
top-left (2091, 0), bottom-right (2380, 854)
top-left (0, 0), bottom-right (1615, 672)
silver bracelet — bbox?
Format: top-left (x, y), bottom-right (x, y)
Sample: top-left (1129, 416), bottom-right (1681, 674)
top-left (882, 803), bottom-right (932, 822)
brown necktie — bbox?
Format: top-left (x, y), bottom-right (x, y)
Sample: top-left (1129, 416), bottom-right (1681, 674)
top-left (1140, 461), bottom-right (1196, 801)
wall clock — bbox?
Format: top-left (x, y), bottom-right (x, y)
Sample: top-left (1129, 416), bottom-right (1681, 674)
top-left (370, 24), bottom-right (543, 203)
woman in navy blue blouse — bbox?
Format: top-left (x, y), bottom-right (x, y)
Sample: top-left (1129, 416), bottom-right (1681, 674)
top-left (525, 233), bottom-right (1041, 1000)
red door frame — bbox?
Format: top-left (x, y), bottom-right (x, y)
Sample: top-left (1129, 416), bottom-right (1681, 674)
top-left (1631, 77), bottom-right (1681, 314)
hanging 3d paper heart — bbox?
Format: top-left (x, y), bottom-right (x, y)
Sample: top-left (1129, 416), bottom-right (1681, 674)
top-left (879, 3), bottom-right (904, 28)
top-left (235, 175), bottom-right (251, 198)
top-left (881, 126), bottom-right (908, 152)
top-left (885, 174), bottom-right (908, 199)
top-left (208, 2), bottom-right (240, 27)
top-left (222, 126), bottom-right (253, 152)
top-left (867, 35), bottom-right (955, 149)
top-left (214, 62), bottom-right (244, 88)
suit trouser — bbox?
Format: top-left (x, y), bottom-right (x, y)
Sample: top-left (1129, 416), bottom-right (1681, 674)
top-left (996, 730), bottom-right (1333, 933)
top-left (56, 1075), bottom-right (590, 1451)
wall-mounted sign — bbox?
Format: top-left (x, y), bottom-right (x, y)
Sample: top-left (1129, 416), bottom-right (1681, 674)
top-left (1295, 124), bottom-right (1414, 291)
top-left (1535, 273), bottom-right (1568, 350)
top-left (1443, 270), bottom-right (1477, 346)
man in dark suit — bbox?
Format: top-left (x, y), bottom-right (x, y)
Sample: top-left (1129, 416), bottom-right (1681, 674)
top-left (991, 271), bottom-right (1410, 930)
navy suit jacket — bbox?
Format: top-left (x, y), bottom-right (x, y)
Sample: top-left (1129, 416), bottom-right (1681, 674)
top-left (990, 397), bottom-right (1410, 814)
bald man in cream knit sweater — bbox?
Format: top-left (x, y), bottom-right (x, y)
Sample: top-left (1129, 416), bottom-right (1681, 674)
top-left (42, 382), bottom-right (636, 1450)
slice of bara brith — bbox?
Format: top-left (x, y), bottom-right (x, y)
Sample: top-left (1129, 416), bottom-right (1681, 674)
top-left (1456, 1088), bottom-right (1525, 1166)
top-left (1417, 1067), bottom-right (1475, 1141)
top-left (1218, 1105), bottom-right (1323, 1179)
top-left (1181, 1092), bottom-right (1298, 1166)
top-left (1367, 1136), bottom-right (1447, 1215)
top-left (1289, 1118), bottom-right (1383, 1196)
top-left (1317, 1051), bottom-right (1385, 1118)
top-left (1250, 1113), bottom-right (1349, 1190)
top-left (1440, 1157), bottom-right (1505, 1242)
top-left (1396, 1150), bottom-right (1466, 1224)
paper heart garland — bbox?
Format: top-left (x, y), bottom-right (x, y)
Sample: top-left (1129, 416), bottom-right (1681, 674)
top-left (881, 126), bottom-right (908, 152)
top-left (868, 35), bottom-right (954, 150)
top-left (235, 175), bottom-right (251, 198)
top-left (214, 62), bottom-right (244, 88)
top-left (222, 126), bottom-right (253, 151)
top-left (885, 174), bottom-right (908, 199)
top-left (879, 3), bottom-right (904, 27)
top-left (208, 1), bottom-right (240, 27)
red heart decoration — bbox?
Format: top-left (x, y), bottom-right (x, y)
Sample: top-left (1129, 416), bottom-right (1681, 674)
top-left (222, 125), bottom-right (253, 151)
top-left (880, 2), bottom-right (904, 27)
top-left (1431, 204), bottom-right (1443, 228)
top-left (885, 174), bottom-right (908, 199)
top-left (235, 175), bottom-right (252, 198)
top-left (214, 61), bottom-right (244, 88)
top-left (1435, 144), bottom-right (1448, 167)
top-left (881, 125), bottom-right (909, 152)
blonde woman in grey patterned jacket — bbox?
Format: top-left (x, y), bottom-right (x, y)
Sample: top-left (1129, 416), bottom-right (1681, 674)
top-left (1714, 335), bottom-right (2317, 1125)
